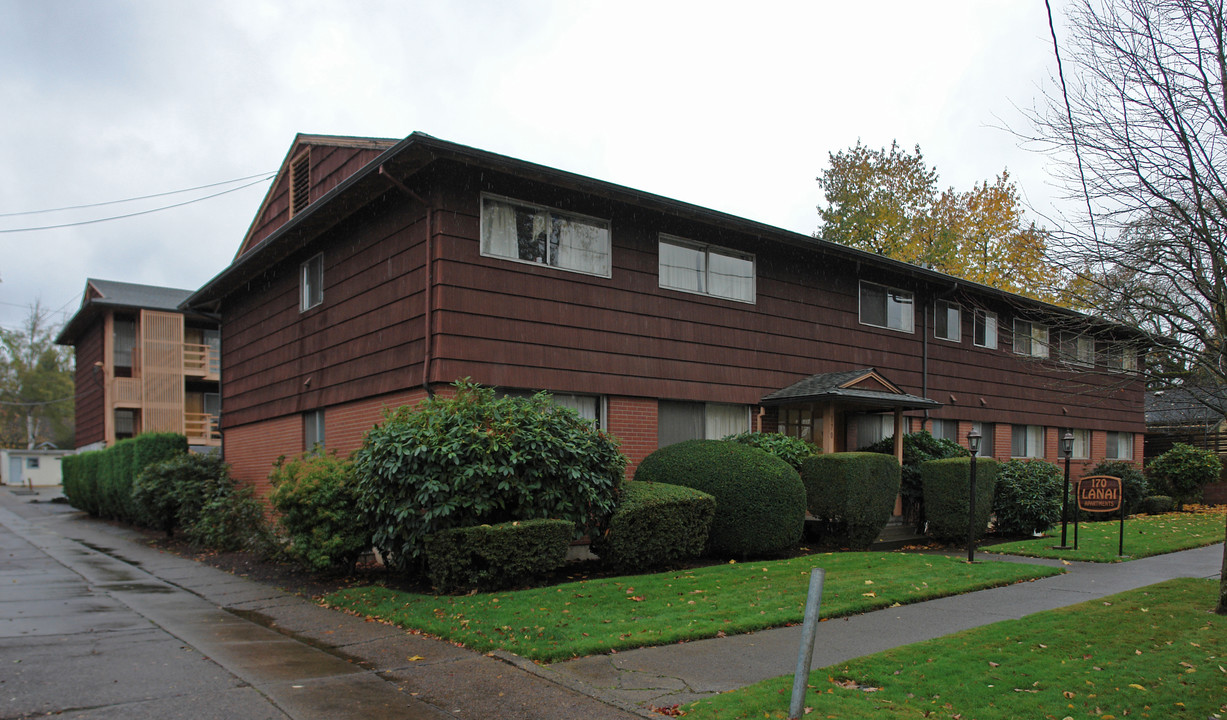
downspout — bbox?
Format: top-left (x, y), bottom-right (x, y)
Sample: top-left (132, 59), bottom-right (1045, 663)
top-left (379, 166), bottom-right (435, 397)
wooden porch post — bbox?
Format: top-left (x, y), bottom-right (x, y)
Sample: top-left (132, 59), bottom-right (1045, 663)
top-left (893, 408), bottom-right (905, 517)
top-left (822, 402), bottom-right (836, 454)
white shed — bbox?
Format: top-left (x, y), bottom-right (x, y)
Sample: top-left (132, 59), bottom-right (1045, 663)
top-left (1, 449), bottom-right (70, 487)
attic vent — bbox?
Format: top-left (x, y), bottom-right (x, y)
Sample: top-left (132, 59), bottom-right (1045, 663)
top-left (290, 151), bottom-right (310, 216)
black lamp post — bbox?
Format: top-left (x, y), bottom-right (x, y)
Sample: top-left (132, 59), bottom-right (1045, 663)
top-left (1058, 431), bottom-right (1074, 549)
top-left (967, 429), bottom-right (982, 563)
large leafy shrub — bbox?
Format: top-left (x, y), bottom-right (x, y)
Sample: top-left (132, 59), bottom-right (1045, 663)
top-left (352, 382), bottom-right (626, 571)
top-left (992, 459), bottom-right (1062, 536)
top-left (723, 431), bottom-right (819, 470)
top-left (634, 440), bottom-right (805, 558)
top-left (1146, 443), bottom-right (1221, 510)
top-left (1076, 461), bottom-right (1148, 521)
top-left (862, 431), bottom-right (969, 527)
top-left (590, 481), bottom-right (716, 570)
top-left (422, 519), bottom-right (574, 592)
top-left (268, 452), bottom-right (373, 573)
top-left (921, 456), bottom-right (999, 543)
top-left (139, 452), bottom-right (270, 551)
top-left (801, 452), bottom-right (900, 549)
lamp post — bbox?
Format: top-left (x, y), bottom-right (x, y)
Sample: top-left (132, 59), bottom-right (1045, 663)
top-left (967, 429), bottom-right (982, 563)
top-left (1058, 431), bottom-right (1074, 549)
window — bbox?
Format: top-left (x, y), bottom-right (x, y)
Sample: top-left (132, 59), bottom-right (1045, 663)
top-left (113, 315), bottom-right (136, 368)
top-left (859, 281), bottom-right (914, 333)
top-left (854, 413), bottom-right (896, 448)
top-left (549, 393), bottom-right (603, 429)
top-left (1013, 319), bottom-right (1049, 358)
top-left (971, 421), bottom-right (995, 458)
top-left (780, 407), bottom-right (822, 443)
top-left (1104, 345), bottom-right (1138, 372)
top-left (1106, 431), bottom-right (1133, 460)
top-left (481, 194), bottom-right (611, 277)
top-left (1058, 333), bottom-right (1094, 366)
top-left (1058, 427), bottom-right (1090, 459)
top-left (658, 235), bottom-right (755, 303)
top-left (929, 418), bottom-right (958, 441)
top-left (1011, 424), bottom-right (1045, 458)
top-left (934, 300), bottom-right (960, 342)
top-left (657, 401), bottom-right (750, 447)
top-left (304, 410), bottom-right (325, 451)
top-left (290, 151), bottom-right (311, 216)
top-left (973, 309), bottom-right (998, 349)
top-left (26, 457), bottom-right (40, 469)
top-left (301, 254), bottom-right (323, 311)
top-left (115, 409), bottom-right (136, 440)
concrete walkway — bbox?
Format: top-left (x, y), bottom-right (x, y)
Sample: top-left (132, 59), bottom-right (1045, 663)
top-left (2, 487), bottom-right (1222, 718)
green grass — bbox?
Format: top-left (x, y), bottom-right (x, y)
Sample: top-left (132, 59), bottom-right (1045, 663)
top-left (322, 552), bottom-right (1061, 662)
top-left (986, 508), bottom-right (1226, 563)
top-left (683, 578), bottom-right (1225, 719)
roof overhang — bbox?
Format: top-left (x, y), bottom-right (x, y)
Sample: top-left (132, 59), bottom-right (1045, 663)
top-left (760, 368), bottom-right (942, 412)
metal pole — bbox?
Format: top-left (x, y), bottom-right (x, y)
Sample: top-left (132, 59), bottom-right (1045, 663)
top-left (789, 568), bottom-right (826, 720)
top-left (1073, 478), bottom-right (1080, 550)
top-left (1119, 496), bottom-right (1126, 557)
top-left (1059, 451), bottom-right (1071, 548)
top-left (967, 453), bottom-right (978, 563)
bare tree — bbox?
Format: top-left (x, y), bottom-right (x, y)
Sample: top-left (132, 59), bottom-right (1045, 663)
top-left (1028, 0), bottom-right (1227, 613)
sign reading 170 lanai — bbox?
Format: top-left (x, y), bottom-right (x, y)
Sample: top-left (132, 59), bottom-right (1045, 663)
top-left (1078, 475), bottom-right (1122, 513)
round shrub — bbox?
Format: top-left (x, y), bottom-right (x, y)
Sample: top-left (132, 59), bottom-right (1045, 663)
top-left (723, 431), bottom-right (819, 470)
top-left (423, 519), bottom-right (575, 592)
top-left (992, 459), bottom-right (1063, 536)
top-left (1146, 443), bottom-right (1221, 510)
top-left (800, 452), bottom-right (900, 549)
top-left (1076, 461), bottom-right (1148, 521)
top-left (921, 456), bottom-right (999, 543)
top-left (863, 431), bottom-right (969, 527)
top-left (269, 452), bottom-right (373, 573)
top-left (633, 440), bottom-right (805, 558)
top-left (1140, 495), bottom-right (1175, 515)
top-left (352, 382), bottom-right (626, 571)
top-left (590, 481), bottom-right (716, 570)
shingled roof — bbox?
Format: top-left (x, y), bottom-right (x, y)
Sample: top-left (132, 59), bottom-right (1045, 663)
top-left (1146, 386), bottom-right (1227, 430)
top-left (760, 368), bottom-right (940, 411)
top-left (54, 279), bottom-right (199, 345)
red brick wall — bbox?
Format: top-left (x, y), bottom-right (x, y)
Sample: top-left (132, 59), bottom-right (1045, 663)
top-left (325, 389), bottom-right (428, 456)
top-left (607, 396), bottom-right (657, 477)
top-left (224, 415), bottom-right (302, 497)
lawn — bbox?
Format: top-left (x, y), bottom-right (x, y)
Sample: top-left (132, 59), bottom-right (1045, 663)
top-left (986, 506), bottom-right (1226, 563)
top-left (322, 552), bottom-right (1061, 662)
top-left (682, 578), bottom-right (1225, 719)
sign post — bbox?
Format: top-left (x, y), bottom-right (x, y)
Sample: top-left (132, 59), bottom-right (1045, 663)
top-left (1077, 475), bottom-right (1126, 556)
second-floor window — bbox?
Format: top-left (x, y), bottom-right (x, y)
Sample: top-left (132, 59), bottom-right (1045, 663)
top-left (1058, 332), bottom-right (1095, 366)
top-left (481, 194), bottom-right (611, 277)
top-left (658, 235), bottom-right (755, 303)
top-left (301, 254), bottom-right (323, 311)
top-left (973, 309), bottom-right (998, 349)
top-left (1013, 319), bottom-right (1049, 358)
top-left (859, 281), bottom-right (914, 333)
top-left (934, 300), bottom-right (960, 342)
top-left (1104, 345), bottom-right (1138, 372)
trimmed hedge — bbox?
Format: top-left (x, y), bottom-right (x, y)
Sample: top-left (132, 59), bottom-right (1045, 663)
top-left (62, 451), bottom-right (102, 516)
top-left (863, 431), bottom-right (969, 526)
top-left (921, 456), bottom-right (999, 543)
top-left (1140, 495), bottom-right (1175, 515)
top-left (992, 459), bottom-right (1062, 536)
top-left (63, 433), bottom-right (189, 526)
top-left (423, 519), bottom-right (574, 592)
top-left (800, 452), bottom-right (900, 549)
top-left (590, 481), bottom-right (716, 570)
top-left (269, 452), bottom-right (373, 573)
top-left (634, 440), bottom-right (805, 558)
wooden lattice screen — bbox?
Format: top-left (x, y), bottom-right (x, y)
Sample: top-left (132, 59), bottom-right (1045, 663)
top-left (140, 310), bottom-right (185, 434)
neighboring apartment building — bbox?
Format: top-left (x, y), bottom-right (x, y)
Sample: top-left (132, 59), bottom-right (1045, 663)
top-left (56, 279), bottom-right (221, 452)
top-left (183, 132), bottom-right (1146, 495)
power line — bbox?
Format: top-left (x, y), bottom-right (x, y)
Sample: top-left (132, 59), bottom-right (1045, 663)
top-left (0, 176), bottom-right (274, 234)
top-left (0, 171), bottom-right (277, 218)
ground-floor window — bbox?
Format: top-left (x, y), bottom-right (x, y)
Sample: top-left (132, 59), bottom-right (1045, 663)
top-left (1059, 427), bottom-right (1090, 459)
top-left (779, 406), bottom-right (822, 443)
top-left (1105, 431), bottom-right (1133, 460)
top-left (971, 421), bottom-right (995, 457)
top-left (304, 409), bottom-right (325, 451)
top-left (853, 413), bottom-right (896, 449)
top-left (929, 418), bottom-right (958, 442)
top-left (1011, 424), bottom-right (1045, 458)
top-left (657, 401), bottom-right (750, 447)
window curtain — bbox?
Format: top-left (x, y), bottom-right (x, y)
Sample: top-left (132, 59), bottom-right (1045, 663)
top-left (482, 198), bottom-right (520, 259)
top-left (553, 215), bottom-right (610, 275)
top-left (705, 403), bottom-right (749, 439)
top-left (660, 240), bottom-right (705, 293)
top-left (707, 251), bottom-right (754, 301)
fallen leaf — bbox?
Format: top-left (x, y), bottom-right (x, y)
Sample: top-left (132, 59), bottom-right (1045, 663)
top-left (1128, 684), bottom-right (1147, 691)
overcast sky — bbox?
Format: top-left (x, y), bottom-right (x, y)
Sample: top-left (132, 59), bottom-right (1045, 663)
top-left (0, 0), bottom-right (1077, 336)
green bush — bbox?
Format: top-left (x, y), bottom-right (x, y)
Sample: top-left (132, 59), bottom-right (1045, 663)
top-left (1075, 461), bottom-right (1148, 521)
top-left (133, 433), bottom-right (187, 476)
top-left (800, 452), bottom-right (900, 549)
top-left (1140, 495), bottom-right (1175, 515)
top-left (992, 459), bottom-right (1063, 536)
top-left (132, 461), bottom-right (183, 536)
top-left (97, 439), bottom-right (137, 522)
top-left (634, 440), bottom-right (805, 558)
top-left (590, 481), bottom-right (715, 570)
top-left (61, 452), bottom-right (96, 515)
top-left (921, 456), bottom-right (999, 543)
top-left (723, 431), bottom-right (820, 470)
top-left (352, 382), bottom-right (626, 571)
top-left (268, 452), bottom-right (373, 573)
top-left (863, 431), bottom-right (969, 527)
top-left (139, 452), bottom-right (270, 552)
top-left (423, 519), bottom-right (574, 592)
top-left (1146, 443), bottom-right (1221, 510)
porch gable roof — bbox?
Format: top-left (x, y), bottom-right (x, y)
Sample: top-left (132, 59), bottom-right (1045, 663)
top-left (760, 367), bottom-right (941, 411)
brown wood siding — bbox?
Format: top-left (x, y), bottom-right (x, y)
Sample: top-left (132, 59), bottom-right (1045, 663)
top-left (221, 195), bottom-right (429, 428)
top-left (73, 321), bottom-right (105, 448)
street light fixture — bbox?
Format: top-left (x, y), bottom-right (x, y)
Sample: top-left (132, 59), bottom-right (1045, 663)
top-left (1058, 431), bottom-right (1074, 549)
top-left (967, 429), bottom-right (982, 563)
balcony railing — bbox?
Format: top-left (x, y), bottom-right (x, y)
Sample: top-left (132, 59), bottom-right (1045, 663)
top-left (184, 412), bottom-right (221, 445)
top-left (183, 343), bottom-right (219, 379)
top-left (111, 377), bottom-right (142, 407)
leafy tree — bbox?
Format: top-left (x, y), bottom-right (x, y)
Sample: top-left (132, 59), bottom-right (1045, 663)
top-left (1146, 443), bottom-right (1221, 511)
top-left (1024, 0), bottom-right (1227, 613)
top-left (0, 302), bottom-right (74, 448)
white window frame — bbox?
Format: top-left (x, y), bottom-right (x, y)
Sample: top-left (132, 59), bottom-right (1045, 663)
top-left (973, 309), bottom-right (998, 349)
top-left (301, 253), bottom-right (323, 312)
top-left (934, 299), bottom-right (960, 342)
top-left (1013, 319), bottom-right (1049, 358)
top-left (480, 193), bottom-right (612, 277)
top-left (1011, 424), bottom-right (1046, 458)
top-left (1105, 431), bottom-right (1133, 460)
top-left (859, 280), bottom-right (915, 333)
top-left (658, 234), bottom-right (756, 304)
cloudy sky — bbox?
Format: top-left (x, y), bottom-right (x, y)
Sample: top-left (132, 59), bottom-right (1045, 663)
top-left (0, 0), bottom-right (1077, 335)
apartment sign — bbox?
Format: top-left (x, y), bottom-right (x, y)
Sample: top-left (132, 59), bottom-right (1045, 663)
top-left (1078, 475), bottom-right (1122, 512)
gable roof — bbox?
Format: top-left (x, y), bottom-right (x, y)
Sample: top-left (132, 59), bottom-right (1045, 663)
top-left (760, 368), bottom-right (941, 410)
top-left (1146, 386), bottom-right (1227, 429)
top-left (55, 279), bottom-right (198, 345)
